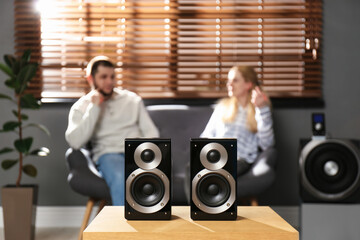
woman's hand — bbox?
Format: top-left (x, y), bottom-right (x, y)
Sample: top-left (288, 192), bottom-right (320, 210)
top-left (251, 86), bottom-right (270, 108)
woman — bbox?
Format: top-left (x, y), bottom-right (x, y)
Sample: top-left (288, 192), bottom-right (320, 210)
top-left (201, 65), bottom-right (275, 175)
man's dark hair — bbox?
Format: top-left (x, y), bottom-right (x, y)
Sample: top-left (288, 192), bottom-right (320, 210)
top-left (91, 60), bottom-right (115, 78)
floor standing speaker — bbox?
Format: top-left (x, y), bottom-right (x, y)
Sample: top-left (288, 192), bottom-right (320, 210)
top-left (125, 138), bottom-right (171, 220)
top-left (299, 138), bottom-right (360, 240)
top-left (190, 138), bottom-right (237, 220)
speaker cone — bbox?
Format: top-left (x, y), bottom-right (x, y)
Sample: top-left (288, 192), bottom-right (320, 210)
top-left (197, 173), bottom-right (230, 207)
top-left (126, 168), bottom-right (170, 214)
top-left (131, 173), bottom-right (164, 206)
top-left (192, 169), bottom-right (236, 214)
top-left (300, 139), bottom-right (360, 201)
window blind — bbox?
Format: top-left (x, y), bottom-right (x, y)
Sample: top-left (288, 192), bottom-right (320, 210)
top-left (14, 0), bottom-right (322, 100)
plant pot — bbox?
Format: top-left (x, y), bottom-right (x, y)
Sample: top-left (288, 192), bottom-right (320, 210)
top-left (1, 184), bottom-right (38, 240)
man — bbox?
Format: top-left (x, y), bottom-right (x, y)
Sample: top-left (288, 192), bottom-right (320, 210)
top-left (65, 56), bottom-right (159, 205)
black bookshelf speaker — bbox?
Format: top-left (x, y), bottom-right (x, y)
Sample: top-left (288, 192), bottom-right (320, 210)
top-left (190, 138), bottom-right (237, 220)
top-left (125, 138), bottom-right (171, 220)
top-left (299, 138), bottom-right (360, 203)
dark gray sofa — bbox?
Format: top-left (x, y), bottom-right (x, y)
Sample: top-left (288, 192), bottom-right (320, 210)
top-left (66, 104), bottom-right (277, 206)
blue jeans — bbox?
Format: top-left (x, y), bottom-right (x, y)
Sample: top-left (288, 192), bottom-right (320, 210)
top-left (97, 153), bottom-right (125, 206)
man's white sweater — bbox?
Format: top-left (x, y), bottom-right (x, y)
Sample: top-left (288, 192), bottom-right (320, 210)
top-left (65, 88), bottom-right (159, 162)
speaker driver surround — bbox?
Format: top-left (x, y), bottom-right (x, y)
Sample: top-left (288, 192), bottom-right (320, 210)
top-left (134, 142), bottom-right (162, 170)
top-left (300, 139), bottom-right (360, 201)
top-left (126, 168), bottom-right (170, 214)
top-left (200, 143), bottom-right (228, 170)
top-left (192, 168), bottom-right (236, 214)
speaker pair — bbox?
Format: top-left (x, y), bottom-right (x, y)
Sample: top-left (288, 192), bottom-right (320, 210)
top-left (125, 138), bottom-right (237, 220)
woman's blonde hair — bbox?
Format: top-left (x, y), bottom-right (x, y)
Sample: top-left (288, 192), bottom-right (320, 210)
top-left (220, 66), bottom-right (261, 133)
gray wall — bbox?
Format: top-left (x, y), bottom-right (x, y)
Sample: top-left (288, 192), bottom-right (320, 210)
top-left (1, 0), bottom-right (360, 206)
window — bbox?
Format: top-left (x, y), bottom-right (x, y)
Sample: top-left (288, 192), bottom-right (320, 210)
top-left (14, 0), bottom-right (322, 101)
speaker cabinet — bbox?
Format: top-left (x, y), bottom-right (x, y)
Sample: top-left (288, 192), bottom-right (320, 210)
top-left (299, 138), bottom-right (360, 203)
top-left (301, 203), bottom-right (360, 240)
top-left (190, 138), bottom-right (237, 220)
top-left (125, 138), bottom-right (171, 220)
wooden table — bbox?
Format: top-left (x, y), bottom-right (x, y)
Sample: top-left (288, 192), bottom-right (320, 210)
top-left (83, 206), bottom-right (298, 240)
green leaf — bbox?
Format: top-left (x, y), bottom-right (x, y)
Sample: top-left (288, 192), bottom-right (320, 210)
top-left (4, 54), bottom-right (16, 68)
top-left (1, 159), bottom-right (18, 170)
top-left (22, 49), bottom-right (32, 62)
top-left (0, 147), bottom-right (14, 155)
top-left (12, 60), bottom-right (21, 75)
top-left (14, 137), bottom-right (33, 154)
top-left (3, 121), bottom-right (20, 131)
top-left (21, 94), bottom-right (41, 109)
top-left (0, 63), bottom-right (14, 78)
top-left (5, 78), bottom-right (18, 89)
top-left (12, 110), bottom-right (28, 121)
top-left (23, 164), bottom-right (37, 177)
top-left (29, 147), bottom-right (50, 157)
top-left (16, 63), bottom-right (38, 94)
top-left (24, 123), bottom-right (50, 136)
top-left (0, 93), bottom-right (13, 101)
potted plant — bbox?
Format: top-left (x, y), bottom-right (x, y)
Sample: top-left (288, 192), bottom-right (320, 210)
top-left (0, 49), bottom-right (50, 240)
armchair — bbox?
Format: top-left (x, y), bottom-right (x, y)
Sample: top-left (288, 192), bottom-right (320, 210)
top-left (236, 147), bottom-right (277, 205)
top-left (148, 104), bottom-right (277, 206)
top-left (65, 148), bottom-right (111, 240)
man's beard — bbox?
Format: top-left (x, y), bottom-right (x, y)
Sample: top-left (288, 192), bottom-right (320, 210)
top-left (93, 82), bottom-right (114, 98)
top-left (99, 89), bottom-right (113, 98)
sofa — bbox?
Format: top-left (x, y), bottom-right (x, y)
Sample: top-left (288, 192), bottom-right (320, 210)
top-left (66, 104), bottom-right (277, 207)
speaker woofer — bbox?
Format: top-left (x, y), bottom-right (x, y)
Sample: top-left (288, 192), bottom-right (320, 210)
top-left (126, 168), bottom-right (170, 214)
top-left (300, 139), bottom-right (360, 201)
top-left (192, 169), bottom-right (235, 214)
top-left (131, 173), bottom-right (164, 207)
top-left (197, 173), bottom-right (230, 207)
top-left (200, 143), bottom-right (228, 170)
top-left (134, 142), bottom-right (162, 170)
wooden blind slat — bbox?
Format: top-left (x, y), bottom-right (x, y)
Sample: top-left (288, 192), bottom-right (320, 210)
top-left (14, 0), bottom-right (323, 100)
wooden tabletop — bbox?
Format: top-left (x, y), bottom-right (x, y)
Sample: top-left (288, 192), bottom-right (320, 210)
top-left (84, 206), bottom-right (298, 240)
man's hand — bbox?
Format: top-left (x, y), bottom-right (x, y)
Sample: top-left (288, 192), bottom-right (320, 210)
top-left (251, 86), bottom-right (270, 108)
top-left (89, 90), bottom-right (105, 106)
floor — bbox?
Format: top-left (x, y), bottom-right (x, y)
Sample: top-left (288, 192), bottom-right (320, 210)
top-left (0, 228), bottom-right (79, 240)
